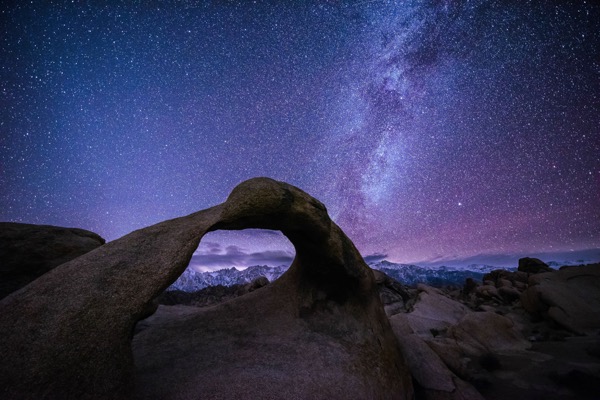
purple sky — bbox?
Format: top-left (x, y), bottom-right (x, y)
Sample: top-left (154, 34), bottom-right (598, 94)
top-left (1, 1), bottom-right (599, 269)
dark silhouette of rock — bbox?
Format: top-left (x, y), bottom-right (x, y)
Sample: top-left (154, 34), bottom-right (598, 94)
top-left (482, 269), bottom-right (528, 287)
top-left (0, 178), bottom-right (412, 399)
top-left (475, 284), bottom-right (502, 302)
top-left (462, 277), bottom-right (477, 296)
top-left (498, 285), bottom-right (521, 302)
top-left (470, 268), bottom-right (531, 306)
top-left (0, 222), bottom-right (105, 299)
top-left (245, 275), bottom-right (269, 292)
top-left (521, 264), bottom-right (600, 335)
top-left (518, 257), bottom-right (553, 274)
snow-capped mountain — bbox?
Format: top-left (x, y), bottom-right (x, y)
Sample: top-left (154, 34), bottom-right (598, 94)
top-left (546, 259), bottom-right (590, 268)
top-left (168, 260), bottom-right (511, 292)
top-left (170, 265), bottom-right (288, 292)
top-left (168, 248), bottom-right (600, 292)
top-left (367, 261), bottom-right (500, 287)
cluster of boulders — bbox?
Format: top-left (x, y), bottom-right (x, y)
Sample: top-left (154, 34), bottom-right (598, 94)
top-left (377, 257), bottom-right (600, 400)
top-left (463, 257), bottom-right (553, 306)
top-left (462, 257), bottom-right (600, 336)
top-left (521, 263), bottom-right (600, 336)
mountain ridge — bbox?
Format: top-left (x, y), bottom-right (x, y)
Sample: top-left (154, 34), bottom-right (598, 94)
top-left (170, 260), bottom-right (505, 291)
top-left (170, 253), bottom-right (600, 292)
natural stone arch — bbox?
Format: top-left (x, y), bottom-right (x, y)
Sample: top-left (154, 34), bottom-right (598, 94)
top-left (0, 178), bottom-right (413, 399)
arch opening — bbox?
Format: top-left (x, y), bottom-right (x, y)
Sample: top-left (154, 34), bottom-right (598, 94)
top-left (162, 229), bottom-right (295, 303)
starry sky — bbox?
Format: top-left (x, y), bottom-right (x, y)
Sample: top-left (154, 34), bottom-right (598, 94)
top-left (1, 1), bottom-right (599, 269)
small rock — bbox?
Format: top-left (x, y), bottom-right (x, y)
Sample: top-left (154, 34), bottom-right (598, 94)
top-left (476, 285), bottom-right (501, 301)
top-left (498, 286), bottom-right (521, 302)
top-left (497, 278), bottom-right (513, 288)
top-left (518, 257), bottom-right (553, 274)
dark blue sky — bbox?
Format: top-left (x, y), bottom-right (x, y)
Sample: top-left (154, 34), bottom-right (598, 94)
top-left (1, 1), bottom-right (599, 267)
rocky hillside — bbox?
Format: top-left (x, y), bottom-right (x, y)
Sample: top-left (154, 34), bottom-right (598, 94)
top-left (387, 257), bottom-right (600, 400)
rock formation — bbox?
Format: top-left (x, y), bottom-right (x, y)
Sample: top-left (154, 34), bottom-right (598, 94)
top-left (387, 285), bottom-right (486, 400)
top-left (0, 178), bottom-right (413, 399)
top-left (518, 257), bottom-right (553, 274)
top-left (0, 222), bottom-right (105, 299)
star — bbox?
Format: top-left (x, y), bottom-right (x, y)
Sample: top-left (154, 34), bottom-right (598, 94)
top-left (0, 1), bottom-right (598, 268)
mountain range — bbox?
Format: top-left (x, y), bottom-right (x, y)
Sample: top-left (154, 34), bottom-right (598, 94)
top-left (169, 260), bottom-right (508, 291)
top-left (170, 264), bottom-right (288, 292)
top-left (170, 250), bottom-right (600, 292)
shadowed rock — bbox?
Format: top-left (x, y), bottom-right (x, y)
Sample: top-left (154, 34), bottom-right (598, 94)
top-left (0, 178), bottom-right (412, 399)
top-left (521, 264), bottom-right (600, 335)
top-left (0, 222), bottom-right (105, 299)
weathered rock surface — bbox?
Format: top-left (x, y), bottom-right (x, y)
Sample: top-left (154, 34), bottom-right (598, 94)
top-left (482, 269), bottom-right (528, 289)
top-left (0, 222), bottom-right (105, 299)
top-left (403, 284), bottom-right (470, 337)
top-left (447, 312), bottom-right (531, 356)
top-left (373, 269), bottom-right (413, 316)
top-left (389, 288), bottom-right (484, 400)
top-left (521, 263), bottom-right (600, 335)
top-left (0, 178), bottom-right (412, 399)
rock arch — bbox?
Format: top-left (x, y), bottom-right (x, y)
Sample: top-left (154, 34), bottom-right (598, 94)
top-left (0, 178), bottom-right (412, 399)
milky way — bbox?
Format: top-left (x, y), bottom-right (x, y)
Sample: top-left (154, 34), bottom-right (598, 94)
top-left (1, 1), bottom-right (599, 267)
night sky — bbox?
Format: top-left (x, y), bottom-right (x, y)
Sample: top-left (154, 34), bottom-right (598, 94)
top-left (1, 1), bottom-right (599, 269)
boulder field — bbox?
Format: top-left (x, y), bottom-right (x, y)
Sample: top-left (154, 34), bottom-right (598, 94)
top-left (383, 259), bottom-right (600, 400)
top-left (0, 178), bottom-right (413, 399)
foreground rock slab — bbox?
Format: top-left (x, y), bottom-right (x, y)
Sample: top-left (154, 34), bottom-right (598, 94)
top-left (0, 178), bottom-right (412, 399)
